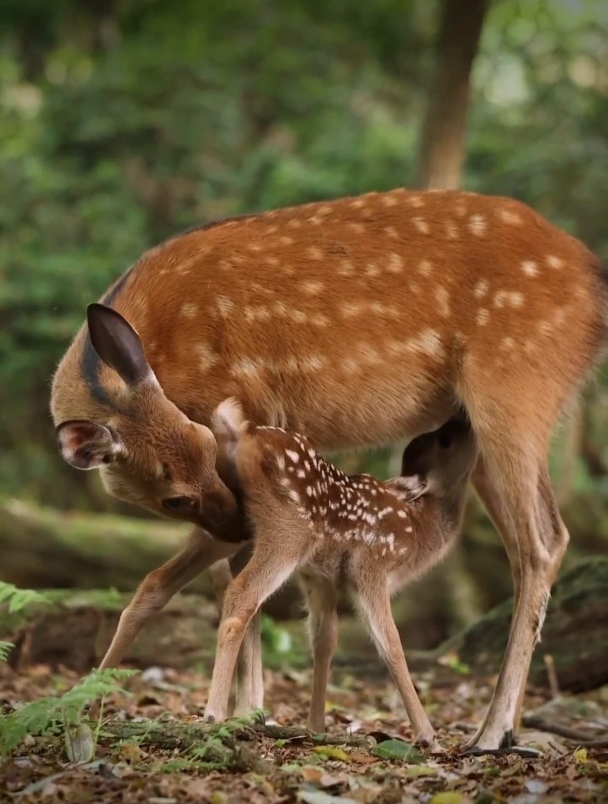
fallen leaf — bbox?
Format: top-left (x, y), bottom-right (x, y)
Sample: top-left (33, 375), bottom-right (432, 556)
top-left (429, 794), bottom-right (465, 804)
top-left (404, 765), bottom-right (438, 778)
top-left (371, 739), bottom-right (425, 763)
top-left (299, 766), bottom-right (342, 787)
top-left (298, 791), bottom-right (358, 804)
top-left (117, 742), bottom-right (147, 763)
top-left (526, 779), bottom-right (549, 794)
top-left (348, 750), bottom-right (376, 765)
top-left (313, 745), bottom-right (350, 762)
top-left (64, 723), bottom-right (95, 764)
top-left (347, 781), bottom-right (383, 804)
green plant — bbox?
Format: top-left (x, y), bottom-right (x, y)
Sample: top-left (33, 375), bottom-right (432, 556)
top-left (0, 581), bottom-right (139, 759)
top-left (0, 666), bottom-right (139, 757)
top-left (0, 581), bottom-right (50, 664)
top-left (0, 582), bottom-right (50, 613)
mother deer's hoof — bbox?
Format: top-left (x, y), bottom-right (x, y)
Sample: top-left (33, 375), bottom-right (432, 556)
top-left (461, 731), bottom-right (542, 759)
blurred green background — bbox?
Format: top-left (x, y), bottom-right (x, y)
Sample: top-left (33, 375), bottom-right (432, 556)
top-left (1, 0), bottom-right (607, 650)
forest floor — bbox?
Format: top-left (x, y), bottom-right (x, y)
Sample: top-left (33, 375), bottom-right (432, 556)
top-left (1, 659), bottom-right (607, 804)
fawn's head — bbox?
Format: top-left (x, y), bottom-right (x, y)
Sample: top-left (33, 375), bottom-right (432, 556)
top-left (391, 414), bottom-right (478, 501)
top-left (54, 304), bottom-right (240, 534)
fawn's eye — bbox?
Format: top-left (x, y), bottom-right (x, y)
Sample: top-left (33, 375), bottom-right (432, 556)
top-left (438, 434), bottom-right (452, 449)
top-left (162, 496), bottom-right (192, 511)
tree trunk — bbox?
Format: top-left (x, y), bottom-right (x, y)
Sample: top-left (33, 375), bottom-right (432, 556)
top-left (415, 0), bottom-right (489, 190)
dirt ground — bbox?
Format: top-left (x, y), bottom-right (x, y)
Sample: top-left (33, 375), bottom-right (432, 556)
top-left (1, 659), bottom-right (607, 803)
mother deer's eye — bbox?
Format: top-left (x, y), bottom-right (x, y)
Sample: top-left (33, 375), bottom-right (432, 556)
top-left (162, 496), bottom-right (192, 511)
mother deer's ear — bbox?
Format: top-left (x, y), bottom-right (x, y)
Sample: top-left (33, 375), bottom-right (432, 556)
top-left (87, 303), bottom-right (155, 387)
top-left (56, 420), bottom-right (123, 470)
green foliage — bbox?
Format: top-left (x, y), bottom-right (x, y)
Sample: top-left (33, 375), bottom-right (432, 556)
top-left (0, 582), bottom-right (50, 664)
top-left (0, 582), bottom-right (50, 613)
top-left (261, 613), bottom-right (293, 656)
top-left (0, 581), bottom-right (137, 759)
top-left (371, 739), bottom-right (425, 763)
top-left (0, 667), bottom-right (138, 757)
top-left (0, 642), bottom-right (13, 662)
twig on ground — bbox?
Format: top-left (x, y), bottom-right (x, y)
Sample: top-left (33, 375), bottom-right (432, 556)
top-left (522, 715), bottom-right (608, 747)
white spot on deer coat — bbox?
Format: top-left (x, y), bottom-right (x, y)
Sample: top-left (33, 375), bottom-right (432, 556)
top-left (468, 214), bottom-right (487, 236)
top-left (499, 208), bottom-right (522, 225)
top-left (181, 302), bottom-right (198, 318)
top-left (477, 308), bottom-right (490, 326)
top-left (406, 329), bottom-right (444, 359)
top-left (302, 281), bottom-right (324, 295)
top-left (388, 253), bottom-right (403, 273)
top-left (435, 287), bottom-right (450, 317)
top-left (474, 280), bottom-right (488, 298)
top-left (521, 260), bottom-right (539, 277)
top-left (195, 343), bottom-right (218, 371)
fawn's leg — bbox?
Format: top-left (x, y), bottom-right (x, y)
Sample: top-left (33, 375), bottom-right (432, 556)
top-left (299, 573), bottom-right (339, 733)
top-left (204, 537), bottom-right (311, 723)
top-left (207, 554), bottom-right (264, 718)
top-left (459, 391), bottom-right (570, 753)
top-left (353, 571), bottom-right (435, 746)
top-left (99, 527), bottom-right (240, 669)
top-left (228, 545), bottom-right (265, 717)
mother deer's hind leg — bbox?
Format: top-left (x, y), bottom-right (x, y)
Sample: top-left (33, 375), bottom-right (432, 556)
top-left (460, 389), bottom-right (570, 754)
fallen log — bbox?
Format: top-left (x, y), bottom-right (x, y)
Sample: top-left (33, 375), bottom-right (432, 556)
top-left (2, 558), bottom-right (607, 693)
top-left (0, 497), bottom-right (303, 618)
top-left (436, 556), bottom-right (608, 692)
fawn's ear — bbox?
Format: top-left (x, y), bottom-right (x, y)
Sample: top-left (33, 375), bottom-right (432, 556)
top-left (56, 420), bottom-right (123, 470)
top-left (215, 431), bottom-right (242, 495)
top-left (384, 475), bottom-right (428, 502)
top-left (87, 303), bottom-right (155, 387)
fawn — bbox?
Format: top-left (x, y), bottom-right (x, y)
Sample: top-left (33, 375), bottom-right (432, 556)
top-left (50, 187), bottom-right (608, 752)
top-left (204, 399), bottom-right (478, 744)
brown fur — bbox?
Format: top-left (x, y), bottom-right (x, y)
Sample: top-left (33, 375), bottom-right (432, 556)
top-left (205, 402), bottom-right (478, 744)
top-left (50, 187), bottom-right (608, 750)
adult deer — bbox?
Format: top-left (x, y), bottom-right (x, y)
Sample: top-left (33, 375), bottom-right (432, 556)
top-left (50, 187), bottom-right (608, 752)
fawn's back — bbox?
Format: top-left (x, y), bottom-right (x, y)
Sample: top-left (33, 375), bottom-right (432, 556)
top-left (224, 407), bottom-right (478, 589)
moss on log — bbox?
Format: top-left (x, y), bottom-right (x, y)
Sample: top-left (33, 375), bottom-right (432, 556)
top-left (1, 588), bottom-right (222, 672)
top-left (438, 556), bottom-right (608, 692)
top-left (0, 498), bottom-right (198, 592)
top-left (0, 497), bottom-right (302, 617)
